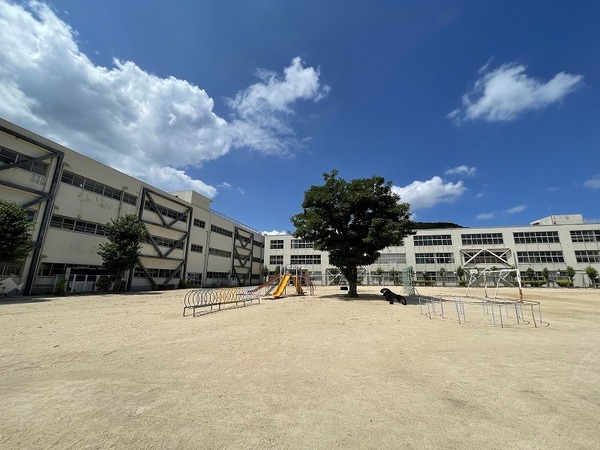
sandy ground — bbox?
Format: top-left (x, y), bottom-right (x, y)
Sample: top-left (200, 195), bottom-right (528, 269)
top-left (1, 285), bottom-right (599, 449)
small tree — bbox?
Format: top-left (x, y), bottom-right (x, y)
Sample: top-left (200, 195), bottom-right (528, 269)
top-left (389, 268), bottom-right (399, 286)
top-left (542, 267), bottom-right (550, 287)
top-left (456, 266), bottom-right (465, 286)
top-left (566, 266), bottom-right (576, 287)
top-left (526, 268), bottom-right (535, 285)
top-left (584, 266), bottom-right (599, 287)
top-left (439, 267), bottom-right (446, 287)
top-left (97, 214), bottom-right (147, 292)
top-left (375, 266), bottom-right (384, 285)
top-left (292, 170), bottom-right (413, 297)
top-left (0, 200), bottom-right (34, 267)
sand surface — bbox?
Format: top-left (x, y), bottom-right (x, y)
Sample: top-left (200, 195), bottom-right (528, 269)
top-left (1, 285), bottom-right (599, 449)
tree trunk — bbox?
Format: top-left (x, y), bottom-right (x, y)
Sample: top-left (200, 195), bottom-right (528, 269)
top-left (112, 271), bottom-right (123, 293)
top-left (344, 266), bottom-right (359, 297)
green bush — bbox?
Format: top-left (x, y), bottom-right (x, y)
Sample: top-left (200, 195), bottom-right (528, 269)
top-left (96, 275), bottom-right (113, 292)
top-left (54, 277), bottom-right (67, 296)
top-left (556, 280), bottom-right (572, 288)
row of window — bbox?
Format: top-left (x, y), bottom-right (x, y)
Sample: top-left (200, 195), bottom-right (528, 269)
top-left (270, 229), bottom-right (600, 250)
top-left (575, 250), bottom-right (600, 263)
top-left (0, 146), bottom-right (49, 176)
top-left (50, 215), bottom-right (106, 236)
top-left (193, 218), bottom-right (206, 228)
top-left (191, 244), bottom-right (203, 253)
top-left (290, 255), bottom-right (322, 265)
top-left (375, 253), bottom-right (406, 265)
top-left (206, 271), bottom-right (229, 279)
top-left (461, 233), bottom-right (503, 246)
top-left (134, 267), bottom-right (181, 278)
top-left (514, 231), bottom-right (560, 244)
top-left (148, 235), bottom-right (184, 250)
top-left (144, 200), bottom-right (187, 222)
top-left (209, 247), bottom-right (232, 258)
top-left (62, 170), bottom-right (138, 205)
top-left (516, 251), bottom-right (564, 264)
top-left (291, 239), bottom-right (313, 249)
top-left (211, 224), bottom-right (233, 237)
top-left (415, 253), bottom-right (454, 264)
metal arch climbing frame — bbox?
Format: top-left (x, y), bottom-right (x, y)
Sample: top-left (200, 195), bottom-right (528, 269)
top-left (182, 287), bottom-right (260, 317)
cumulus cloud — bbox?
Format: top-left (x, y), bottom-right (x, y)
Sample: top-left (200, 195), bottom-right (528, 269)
top-left (448, 62), bottom-right (583, 123)
top-left (584, 176), bottom-right (600, 189)
top-left (476, 204), bottom-right (527, 220)
top-left (391, 176), bottom-right (465, 210)
top-left (0, 1), bottom-right (328, 197)
top-left (445, 165), bottom-right (476, 177)
top-left (263, 230), bottom-right (289, 235)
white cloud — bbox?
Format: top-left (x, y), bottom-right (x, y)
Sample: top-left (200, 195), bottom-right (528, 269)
top-left (476, 204), bottom-right (527, 220)
top-left (584, 176), bottom-right (600, 189)
top-left (0, 1), bottom-right (328, 197)
top-left (445, 165), bottom-right (477, 177)
top-left (263, 230), bottom-right (289, 235)
top-left (448, 62), bottom-right (583, 123)
top-left (391, 176), bottom-right (465, 210)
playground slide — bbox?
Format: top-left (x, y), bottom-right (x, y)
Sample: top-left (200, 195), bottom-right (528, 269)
top-left (272, 273), bottom-right (291, 298)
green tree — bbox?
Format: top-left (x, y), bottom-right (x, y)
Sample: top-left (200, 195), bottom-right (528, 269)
top-left (97, 214), bottom-right (147, 292)
top-left (456, 266), bottom-right (465, 286)
top-left (291, 170), bottom-right (413, 297)
top-left (375, 266), bottom-right (384, 285)
top-left (389, 268), bottom-right (399, 286)
top-left (439, 267), bottom-right (446, 287)
top-left (542, 267), bottom-right (550, 287)
top-left (526, 268), bottom-right (535, 285)
top-left (566, 266), bottom-right (576, 287)
top-left (584, 266), bottom-right (598, 287)
top-left (0, 199), bottom-right (34, 266)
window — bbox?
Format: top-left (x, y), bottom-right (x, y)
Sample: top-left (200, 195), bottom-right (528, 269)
top-left (0, 146), bottom-right (49, 177)
top-left (375, 253), bottom-right (406, 264)
top-left (147, 235), bottom-right (184, 250)
top-left (61, 170), bottom-right (138, 205)
top-left (187, 272), bottom-right (202, 286)
top-left (291, 239), bottom-right (313, 249)
top-left (461, 233), bottom-right (504, 246)
top-left (49, 215), bottom-right (105, 236)
top-left (517, 251), bottom-right (564, 264)
top-left (190, 244), bottom-right (203, 253)
top-left (415, 253), bottom-right (454, 264)
top-left (270, 239), bottom-right (284, 249)
top-left (206, 271), bottom-right (229, 279)
top-left (133, 267), bottom-right (180, 278)
top-left (571, 230), bottom-right (600, 243)
top-left (414, 235), bottom-right (452, 246)
top-left (575, 250), bottom-right (600, 263)
top-left (462, 250), bottom-right (509, 265)
top-left (193, 218), bottom-right (206, 228)
top-left (144, 200), bottom-right (187, 222)
top-left (270, 255), bottom-right (283, 265)
top-left (290, 255), bottom-right (321, 265)
top-left (209, 247), bottom-right (232, 258)
top-left (210, 224), bottom-right (233, 237)
top-left (514, 231), bottom-right (560, 244)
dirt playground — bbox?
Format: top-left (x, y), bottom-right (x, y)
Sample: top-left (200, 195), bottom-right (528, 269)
top-left (1, 285), bottom-right (599, 449)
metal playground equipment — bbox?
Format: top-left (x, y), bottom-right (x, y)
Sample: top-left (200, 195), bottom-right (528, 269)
top-left (182, 287), bottom-right (260, 317)
top-left (416, 268), bottom-right (547, 328)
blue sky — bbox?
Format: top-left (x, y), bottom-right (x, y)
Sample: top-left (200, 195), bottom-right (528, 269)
top-left (1, 0), bottom-right (598, 233)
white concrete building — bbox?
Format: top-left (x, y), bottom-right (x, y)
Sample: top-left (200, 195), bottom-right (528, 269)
top-left (0, 118), bottom-right (264, 295)
top-left (264, 214), bottom-right (600, 288)
top-left (2, 117), bottom-right (599, 295)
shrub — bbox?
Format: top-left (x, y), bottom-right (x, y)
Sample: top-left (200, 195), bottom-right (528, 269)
top-left (96, 275), bottom-right (113, 292)
top-left (54, 277), bottom-right (67, 296)
top-left (556, 280), bottom-right (572, 288)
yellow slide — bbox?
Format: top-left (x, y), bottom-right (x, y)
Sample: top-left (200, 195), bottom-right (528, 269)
top-left (272, 273), bottom-right (291, 298)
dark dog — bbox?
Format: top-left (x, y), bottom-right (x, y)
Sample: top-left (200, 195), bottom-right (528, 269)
top-left (380, 288), bottom-right (407, 305)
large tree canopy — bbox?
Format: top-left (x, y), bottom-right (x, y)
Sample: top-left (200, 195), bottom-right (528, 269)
top-left (98, 214), bottom-right (147, 292)
top-left (0, 199), bottom-right (34, 266)
top-left (291, 170), bottom-right (413, 297)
